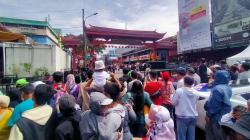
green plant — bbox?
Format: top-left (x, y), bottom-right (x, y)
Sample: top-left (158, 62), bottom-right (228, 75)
top-left (23, 63), bottom-right (32, 73)
top-left (9, 64), bottom-right (21, 76)
top-left (34, 67), bottom-right (48, 77)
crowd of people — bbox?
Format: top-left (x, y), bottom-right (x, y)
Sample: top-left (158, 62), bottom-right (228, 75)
top-left (0, 58), bottom-right (249, 140)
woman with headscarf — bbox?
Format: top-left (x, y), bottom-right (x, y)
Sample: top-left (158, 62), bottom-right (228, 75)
top-left (66, 74), bottom-right (78, 98)
top-left (146, 104), bottom-right (176, 140)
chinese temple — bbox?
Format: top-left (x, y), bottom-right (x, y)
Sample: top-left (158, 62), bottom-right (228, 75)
top-left (62, 25), bottom-right (177, 69)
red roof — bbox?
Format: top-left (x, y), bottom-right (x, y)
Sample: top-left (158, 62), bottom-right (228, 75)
top-left (62, 36), bottom-right (82, 46)
top-left (86, 25), bottom-right (165, 40)
top-left (157, 36), bottom-right (177, 49)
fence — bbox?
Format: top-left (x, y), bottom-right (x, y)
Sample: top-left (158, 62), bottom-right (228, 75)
top-left (1, 42), bottom-right (71, 77)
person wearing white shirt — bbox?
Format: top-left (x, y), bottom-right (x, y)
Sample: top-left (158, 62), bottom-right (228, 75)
top-left (171, 76), bottom-right (199, 140)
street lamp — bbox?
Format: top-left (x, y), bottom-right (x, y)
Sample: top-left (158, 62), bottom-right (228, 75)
top-left (82, 9), bottom-right (98, 67)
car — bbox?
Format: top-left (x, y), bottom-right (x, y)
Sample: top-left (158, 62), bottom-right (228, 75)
top-left (194, 83), bottom-right (249, 130)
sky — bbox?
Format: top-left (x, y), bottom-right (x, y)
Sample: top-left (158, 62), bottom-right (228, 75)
top-left (0, 0), bottom-right (179, 36)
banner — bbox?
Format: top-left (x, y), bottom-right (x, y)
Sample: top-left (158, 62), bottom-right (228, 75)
top-left (178, 0), bottom-right (211, 52)
top-left (212, 0), bottom-right (250, 48)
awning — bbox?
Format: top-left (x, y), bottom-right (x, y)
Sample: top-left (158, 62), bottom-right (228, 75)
top-left (227, 45), bottom-right (250, 65)
top-left (0, 31), bottom-right (26, 42)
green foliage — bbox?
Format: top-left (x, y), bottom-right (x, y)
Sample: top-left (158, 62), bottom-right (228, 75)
top-left (34, 67), bottom-right (48, 77)
top-left (9, 64), bottom-right (21, 76)
top-left (23, 63), bottom-right (32, 73)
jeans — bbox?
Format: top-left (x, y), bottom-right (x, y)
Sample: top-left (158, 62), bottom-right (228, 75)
top-left (176, 117), bottom-right (196, 140)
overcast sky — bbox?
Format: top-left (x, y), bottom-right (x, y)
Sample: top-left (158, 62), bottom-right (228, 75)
top-left (0, 0), bottom-right (179, 36)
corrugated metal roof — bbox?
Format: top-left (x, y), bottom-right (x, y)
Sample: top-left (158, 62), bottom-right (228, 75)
top-left (0, 17), bottom-right (59, 39)
top-left (0, 17), bottom-right (47, 26)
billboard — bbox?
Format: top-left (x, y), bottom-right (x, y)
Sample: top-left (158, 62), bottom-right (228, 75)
top-left (212, 0), bottom-right (250, 47)
top-left (178, 0), bottom-right (211, 52)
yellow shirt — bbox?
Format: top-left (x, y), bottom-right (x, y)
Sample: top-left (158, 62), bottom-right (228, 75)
top-left (0, 108), bottom-right (13, 140)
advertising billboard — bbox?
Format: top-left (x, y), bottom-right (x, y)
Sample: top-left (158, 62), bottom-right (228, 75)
top-left (178, 0), bottom-right (211, 52)
top-left (212, 0), bottom-right (250, 48)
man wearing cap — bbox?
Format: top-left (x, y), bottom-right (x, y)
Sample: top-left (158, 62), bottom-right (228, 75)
top-left (15, 79), bottom-right (29, 88)
top-left (92, 60), bottom-right (109, 88)
top-left (8, 84), bottom-right (35, 126)
top-left (80, 92), bottom-right (123, 140)
top-left (55, 95), bottom-right (81, 140)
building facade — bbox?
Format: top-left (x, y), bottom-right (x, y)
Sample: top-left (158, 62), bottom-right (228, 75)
top-left (0, 17), bottom-right (61, 47)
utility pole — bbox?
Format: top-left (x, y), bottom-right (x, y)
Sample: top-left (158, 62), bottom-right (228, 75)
top-left (82, 9), bottom-right (87, 67)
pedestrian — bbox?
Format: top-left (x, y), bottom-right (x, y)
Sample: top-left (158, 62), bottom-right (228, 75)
top-left (146, 104), bottom-right (176, 140)
top-left (176, 67), bottom-right (186, 89)
top-left (77, 70), bottom-right (93, 111)
top-left (220, 111), bottom-right (250, 140)
top-left (221, 105), bottom-right (247, 124)
top-left (9, 84), bottom-right (57, 140)
top-left (52, 71), bottom-right (66, 92)
top-left (93, 60), bottom-right (109, 88)
top-left (198, 58), bottom-right (209, 83)
top-left (8, 84), bottom-right (35, 126)
top-left (144, 71), bottom-right (163, 105)
top-left (171, 76), bottom-right (199, 140)
top-left (85, 60), bottom-right (109, 94)
top-left (125, 81), bottom-right (153, 138)
top-left (43, 72), bottom-right (53, 86)
top-left (229, 65), bottom-right (239, 82)
top-left (0, 94), bottom-right (12, 140)
top-left (15, 78), bottom-right (29, 88)
top-left (80, 92), bottom-right (123, 140)
top-left (6, 88), bottom-right (21, 108)
top-left (104, 82), bottom-right (136, 140)
top-left (128, 71), bottom-right (142, 92)
top-left (119, 67), bottom-right (132, 84)
top-left (187, 67), bottom-right (201, 86)
top-left (55, 95), bottom-right (81, 140)
top-left (72, 75), bottom-right (81, 99)
top-left (52, 72), bottom-right (68, 111)
top-left (65, 74), bottom-right (76, 95)
top-left (159, 71), bottom-right (175, 118)
top-left (204, 70), bottom-right (232, 140)
top-left (237, 62), bottom-right (250, 84)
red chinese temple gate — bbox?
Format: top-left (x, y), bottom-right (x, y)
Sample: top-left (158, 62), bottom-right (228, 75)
top-left (62, 25), bottom-right (177, 70)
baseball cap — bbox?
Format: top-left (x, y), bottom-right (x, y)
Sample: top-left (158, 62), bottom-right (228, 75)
top-left (16, 78), bottom-right (29, 88)
top-left (176, 67), bottom-right (186, 75)
top-left (90, 92), bottom-right (113, 106)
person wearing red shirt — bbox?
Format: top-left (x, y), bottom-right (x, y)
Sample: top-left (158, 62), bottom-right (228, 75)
top-left (144, 71), bottom-right (163, 105)
top-left (160, 71), bottom-right (175, 118)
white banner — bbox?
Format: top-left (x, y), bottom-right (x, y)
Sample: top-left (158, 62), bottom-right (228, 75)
top-left (178, 0), bottom-right (211, 52)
